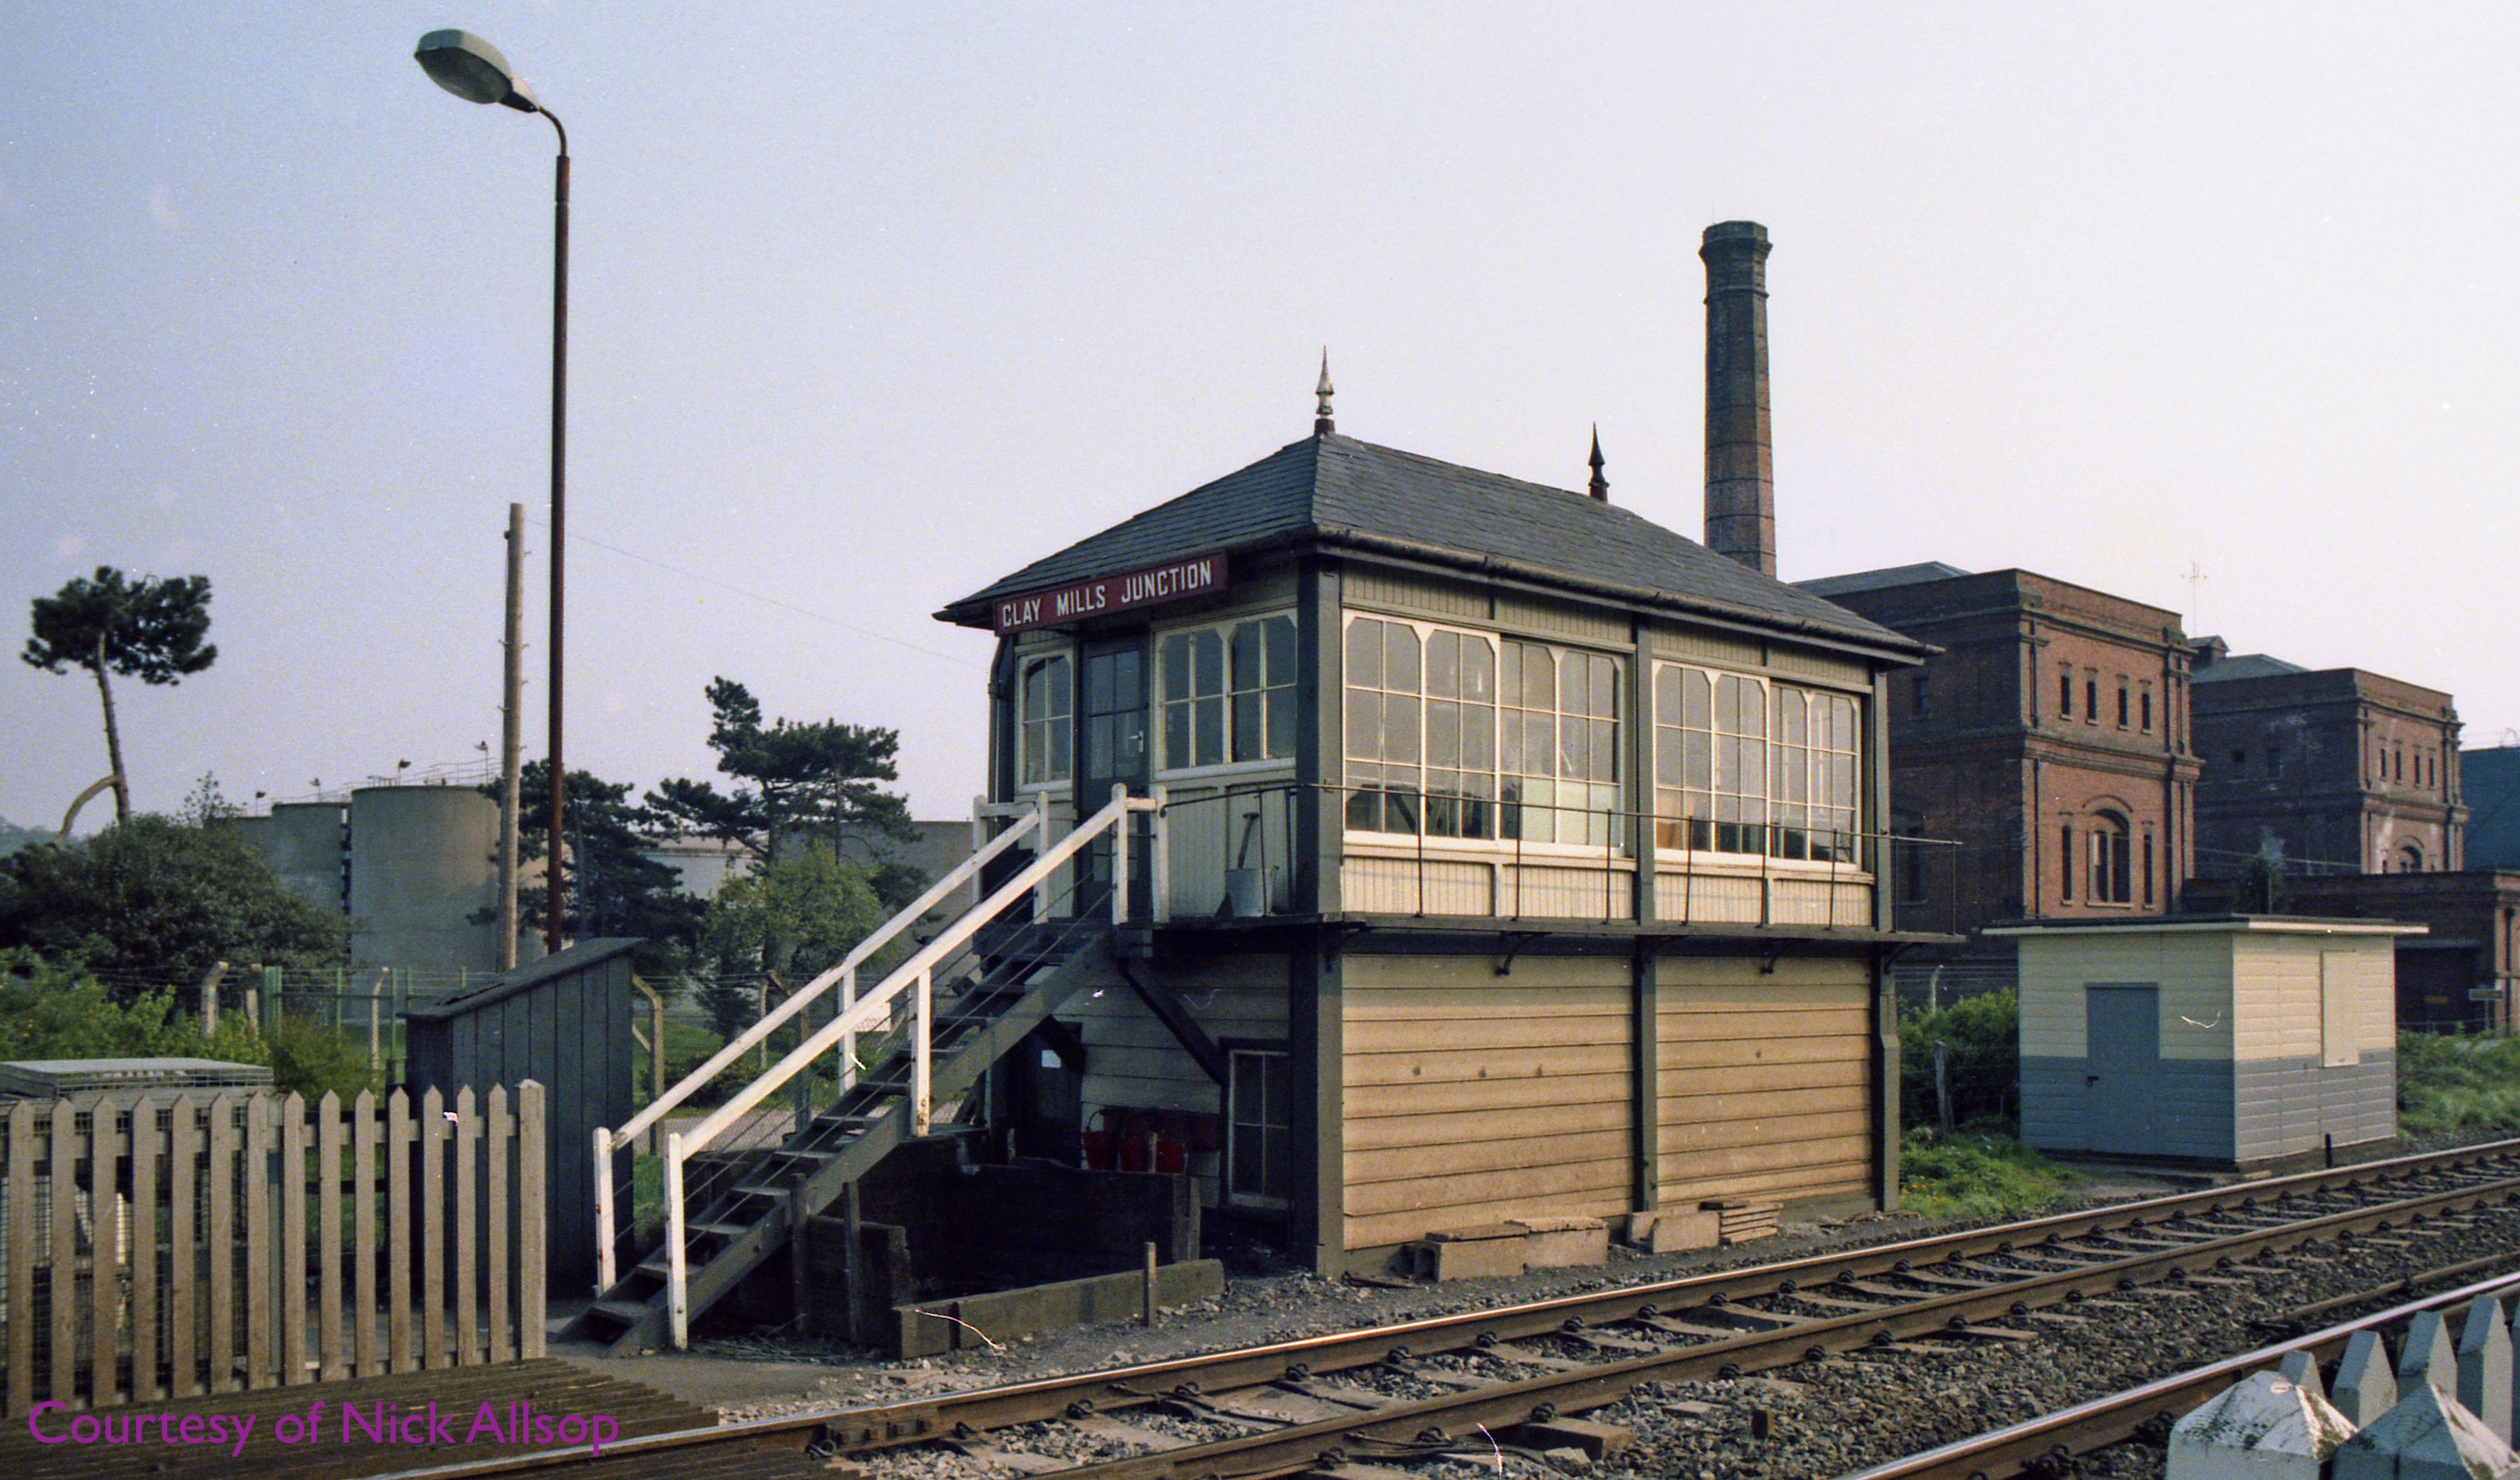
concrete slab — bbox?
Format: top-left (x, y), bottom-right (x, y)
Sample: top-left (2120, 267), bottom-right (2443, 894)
top-left (2167, 1370), bottom-right (2355, 1480)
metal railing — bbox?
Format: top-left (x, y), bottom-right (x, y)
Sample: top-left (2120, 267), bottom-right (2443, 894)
top-left (1142, 780), bottom-right (1962, 932)
top-left (597, 785), bottom-right (1167, 1346)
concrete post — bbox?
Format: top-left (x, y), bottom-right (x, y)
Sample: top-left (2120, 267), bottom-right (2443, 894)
top-left (2279, 1349), bottom-right (2327, 1404)
top-left (2461, 1295), bottom-right (2515, 1444)
top-left (2335, 1330), bottom-right (2398, 1427)
top-left (2404, 1309), bottom-right (2460, 1401)
top-left (2333, 1383), bottom-right (2520, 1480)
top-left (2166, 1369), bottom-right (2355, 1480)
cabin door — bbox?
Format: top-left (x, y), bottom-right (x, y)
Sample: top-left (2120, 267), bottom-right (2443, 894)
top-left (2083, 984), bottom-right (2160, 1152)
top-left (1076, 637), bottom-right (1152, 919)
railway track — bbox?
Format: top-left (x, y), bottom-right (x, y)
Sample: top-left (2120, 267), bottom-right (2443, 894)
top-left (361, 1136), bottom-right (2520, 1480)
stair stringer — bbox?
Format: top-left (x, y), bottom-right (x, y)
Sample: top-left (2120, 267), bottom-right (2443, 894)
top-left (592, 932), bottom-right (1119, 1356)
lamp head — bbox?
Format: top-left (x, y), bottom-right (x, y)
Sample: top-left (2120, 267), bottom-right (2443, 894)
top-left (416, 29), bottom-right (538, 112)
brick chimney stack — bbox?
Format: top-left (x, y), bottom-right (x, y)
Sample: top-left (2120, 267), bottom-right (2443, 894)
top-left (1701, 221), bottom-right (1775, 576)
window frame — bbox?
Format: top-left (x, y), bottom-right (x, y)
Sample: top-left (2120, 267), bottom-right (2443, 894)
top-left (1651, 659), bottom-right (1865, 866)
top-left (1341, 612), bottom-right (1625, 853)
top-left (2087, 811), bottom-right (2134, 905)
top-left (1016, 649), bottom-right (1076, 792)
top-left (1224, 1045), bottom-right (1294, 1211)
top-left (1156, 610), bottom-right (1299, 779)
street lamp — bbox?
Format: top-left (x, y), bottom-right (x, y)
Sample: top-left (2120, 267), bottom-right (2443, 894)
top-left (416, 29), bottom-right (571, 958)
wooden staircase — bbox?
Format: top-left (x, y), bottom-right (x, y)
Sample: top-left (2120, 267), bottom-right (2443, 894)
top-left (572, 916), bottom-right (1111, 1356)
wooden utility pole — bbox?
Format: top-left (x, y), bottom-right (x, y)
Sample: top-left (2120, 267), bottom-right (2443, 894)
top-left (499, 503), bottom-right (525, 970)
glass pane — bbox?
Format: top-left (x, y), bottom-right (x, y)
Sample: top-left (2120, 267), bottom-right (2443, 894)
top-left (1345, 690), bottom-right (1381, 760)
top-left (1683, 731), bottom-right (1710, 790)
top-left (1085, 655), bottom-right (1114, 715)
top-left (1521, 644), bottom-right (1553, 709)
top-left (1499, 642), bottom-right (1520, 705)
top-left (1265, 689), bottom-right (1293, 758)
top-left (1591, 655), bottom-right (1617, 717)
top-left (1683, 668), bottom-right (1710, 730)
top-left (1559, 651), bottom-right (1585, 716)
top-left (1194, 695), bottom-right (1224, 767)
top-left (1233, 691), bottom-right (1262, 759)
top-left (1024, 662), bottom-right (1047, 720)
top-left (1779, 687), bottom-right (1804, 746)
top-left (1462, 774), bottom-right (1495, 839)
top-left (1383, 695), bottom-right (1420, 764)
top-left (1559, 715), bottom-right (1587, 779)
top-left (1022, 722), bottom-right (1045, 785)
top-left (1427, 630), bottom-right (1459, 699)
top-left (1740, 678), bottom-right (1766, 738)
top-left (1830, 754), bottom-right (1856, 807)
top-left (1049, 720), bottom-right (1070, 779)
top-left (1715, 673), bottom-right (1739, 734)
top-left (1655, 664), bottom-right (1679, 722)
top-left (1161, 634), bottom-right (1190, 704)
top-left (1265, 616), bottom-right (1296, 686)
top-left (1231, 621), bottom-right (1263, 693)
top-left (1347, 774), bottom-right (1380, 832)
top-left (1049, 657), bottom-right (1071, 716)
top-left (1524, 715), bottom-right (1553, 778)
top-left (1084, 714), bottom-right (1111, 776)
top-left (1656, 727), bottom-right (1683, 786)
top-left (1835, 695), bottom-right (1857, 752)
top-left (1427, 700), bottom-right (1461, 768)
top-left (1462, 636), bottom-right (1494, 703)
top-left (1425, 782), bottom-right (1460, 838)
top-left (1384, 623), bottom-right (1420, 695)
top-left (1194, 630), bottom-right (1225, 697)
top-left (1382, 773), bottom-right (1420, 834)
top-left (1347, 619), bottom-right (1382, 690)
top-left (1462, 705), bottom-right (1494, 770)
top-left (1740, 737), bottom-right (1767, 797)
top-left (1230, 1125), bottom-right (1260, 1197)
top-left (1163, 701), bottom-right (1189, 770)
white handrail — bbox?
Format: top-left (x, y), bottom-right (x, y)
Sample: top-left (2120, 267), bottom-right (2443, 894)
top-left (606, 802), bottom-right (1044, 1154)
top-left (592, 800), bottom-right (1042, 1292)
top-left (659, 785), bottom-right (1148, 1346)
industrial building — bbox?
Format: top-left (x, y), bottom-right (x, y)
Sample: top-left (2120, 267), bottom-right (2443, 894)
top-left (2187, 641), bottom-right (2465, 879)
top-left (1794, 563), bottom-right (2202, 1000)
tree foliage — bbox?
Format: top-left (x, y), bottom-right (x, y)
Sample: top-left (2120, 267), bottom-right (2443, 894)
top-left (22, 567), bottom-right (218, 824)
top-left (647, 678), bottom-right (914, 867)
top-left (0, 815), bottom-right (349, 979)
top-left (2234, 851), bottom-right (2291, 914)
top-left (485, 760), bottom-right (701, 973)
top-left (1900, 988), bottom-right (2020, 1130)
top-left (695, 842), bottom-right (884, 1039)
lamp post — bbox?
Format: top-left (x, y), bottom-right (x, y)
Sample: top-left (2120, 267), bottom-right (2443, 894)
top-left (416, 29), bottom-right (570, 957)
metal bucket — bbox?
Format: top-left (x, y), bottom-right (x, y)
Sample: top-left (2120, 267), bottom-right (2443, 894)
top-left (1225, 868), bottom-right (1271, 918)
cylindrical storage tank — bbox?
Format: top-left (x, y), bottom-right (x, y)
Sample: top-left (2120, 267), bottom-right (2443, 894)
top-left (264, 802), bottom-right (350, 915)
top-left (349, 785), bottom-right (502, 975)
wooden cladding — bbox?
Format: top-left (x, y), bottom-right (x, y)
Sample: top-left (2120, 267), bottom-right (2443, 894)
top-left (1341, 957), bottom-right (1632, 1250)
top-left (1656, 963), bottom-right (1872, 1208)
top-left (1, 1084), bottom-right (545, 1418)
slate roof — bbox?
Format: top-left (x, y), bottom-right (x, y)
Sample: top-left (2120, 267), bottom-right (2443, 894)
top-left (937, 433), bottom-right (1921, 656)
top-left (1795, 562), bottom-right (1973, 597)
top-left (2191, 653), bottom-right (2310, 684)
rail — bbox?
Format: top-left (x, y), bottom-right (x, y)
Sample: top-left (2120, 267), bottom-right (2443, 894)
top-left (640, 785), bottom-right (1163, 1345)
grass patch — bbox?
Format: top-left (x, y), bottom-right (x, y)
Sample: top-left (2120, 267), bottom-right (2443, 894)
top-left (1900, 1124), bottom-right (2085, 1221)
top-left (2397, 1031), bottom-right (2520, 1136)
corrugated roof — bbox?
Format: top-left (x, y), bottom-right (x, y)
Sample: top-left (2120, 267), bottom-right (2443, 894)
top-left (937, 434), bottom-right (1919, 653)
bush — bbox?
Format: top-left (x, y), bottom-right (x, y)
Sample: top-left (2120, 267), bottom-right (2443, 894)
top-left (2396, 1031), bottom-right (2520, 1136)
top-left (0, 815), bottom-right (349, 978)
top-left (1900, 1125), bottom-right (2084, 1220)
top-left (1901, 989), bottom-right (2019, 1129)
top-left (0, 951), bottom-right (375, 1100)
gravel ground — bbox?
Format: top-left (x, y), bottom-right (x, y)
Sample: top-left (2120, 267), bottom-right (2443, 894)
top-left (557, 1129), bottom-right (2520, 1479)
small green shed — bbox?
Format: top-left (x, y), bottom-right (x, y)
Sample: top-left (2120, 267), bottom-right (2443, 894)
top-left (1989, 916), bottom-right (2422, 1169)
top-left (403, 938), bottom-right (638, 1293)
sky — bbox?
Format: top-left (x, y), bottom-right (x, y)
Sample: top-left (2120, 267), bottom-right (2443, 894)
top-left (6, 4), bottom-right (2517, 835)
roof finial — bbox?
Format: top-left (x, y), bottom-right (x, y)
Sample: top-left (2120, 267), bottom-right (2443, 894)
top-left (1314, 349), bottom-right (1336, 436)
top-left (1587, 423), bottom-right (1609, 501)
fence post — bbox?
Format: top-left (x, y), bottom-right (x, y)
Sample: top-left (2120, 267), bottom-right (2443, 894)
top-left (593, 1126), bottom-right (617, 1294)
top-left (664, 1129), bottom-right (689, 1350)
top-left (518, 1080), bottom-right (546, 1359)
top-left (633, 976), bottom-right (667, 1152)
top-left (1934, 1040), bottom-right (1953, 1134)
top-left (487, 1085), bottom-right (513, 1364)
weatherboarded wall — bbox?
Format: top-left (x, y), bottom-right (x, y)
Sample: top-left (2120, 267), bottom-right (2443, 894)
top-left (1341, 955), bottom-right (1632, 1251)
top-left (1060, 952), bottom-right (1288, 1206)
top-left (1655, 957), bottom-right (1875, 1209)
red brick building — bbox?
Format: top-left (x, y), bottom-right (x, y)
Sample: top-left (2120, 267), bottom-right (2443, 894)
top-left (2186, 641), bottom-right (2464, 879)
top-left (1798, 564), bottom-right (2202, 994)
